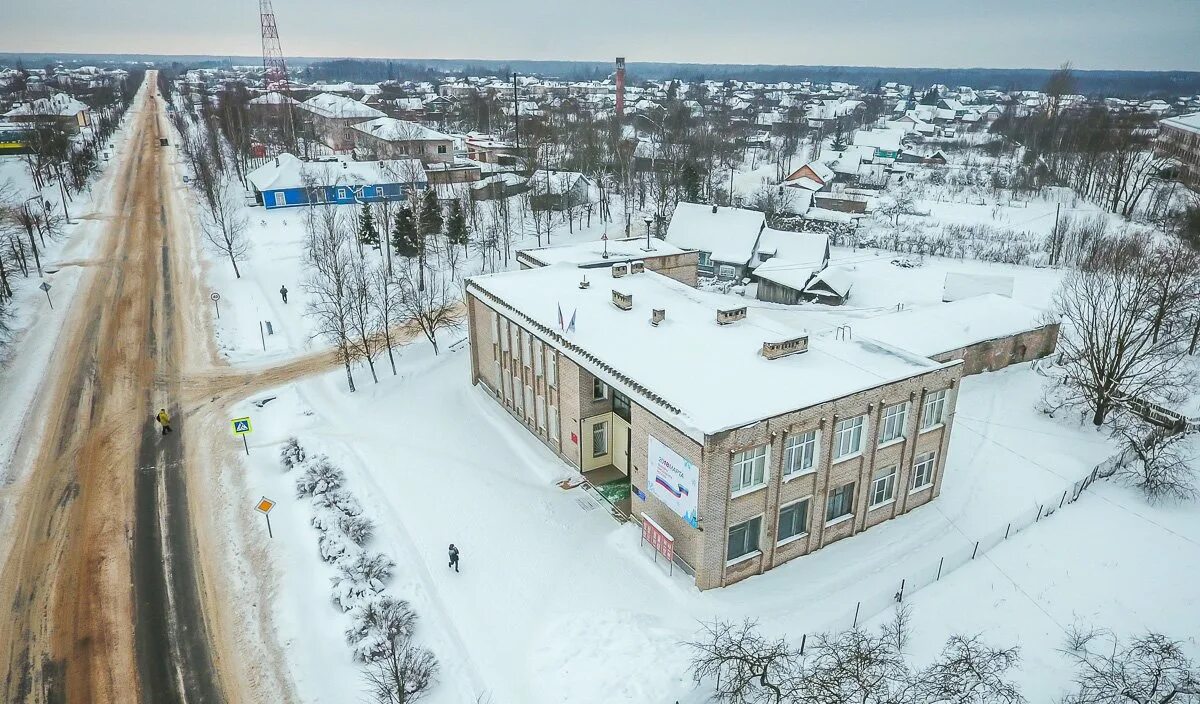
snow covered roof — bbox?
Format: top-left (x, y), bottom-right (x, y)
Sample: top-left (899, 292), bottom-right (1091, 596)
top-left (299, 93), bottom-right (386, 120)
top-left (350, 117), bottom-right (451, 142)
top-left (754, 228), bottom-right (828, 270)
top-left (246, 153), bottom-right (426, 192)
top-left (1161, 111), bottom-right (1200, 135)
top-left (3, 93), bottom-right (88, 119)
top-left (845, 295), bottom-right (1050, 359)
top-left (467, 265), bottom-right (948, 438)
top-left (249, 91), bottom-right (299, 105)
top-left (519, 237), bottom-right (689, 268)
top-left (804, 266), bottom-right (854, 297)
top-left (664, 202), bottom-right (765, 266)
top-left (529, 170), bottom-right (590, 197)
top-left (853, 129), bottom-right (904, 152)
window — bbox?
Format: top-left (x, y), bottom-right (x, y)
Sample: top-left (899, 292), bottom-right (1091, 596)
top-left (513, 376), bottom-right (523, 412)
top-left (509, 322), bottom-right (519, 356)
top-left (783, 430), bottom-right (818, 477)
top-left (500, 319), bottom-right (509, 353)
top-left (437, 144), bottom-right (448, 154)
top-left (375, 186), bottom-right (385, 197)
top-left (698, 251), bottom-right (712, 267)
top-left (337, 188), bottom-right (347, 200)
top-left (731, 444), bottom-right (769, 494)
top-left (718, 264), bottom-right (736, 280)
top-left (612, 390), bottom-right (632, 422)
top-left (592, 378), bottom-right (608, 401)
top-left (521, 333), bottom-right (532, 368)
top-left (870, 465), bottom-right (897, 507)
top-left (922, 389), bottom-right (948, 430)
top-left (533, 340), bottom-right (544, 377)
top-left (272, 191), bottom-right (285, 207)
top-left (535, 396), bottom-right (546, 431)
top-left (726, 516), bottom-right (762, 562)
top-left (592, 421), bottom-right (609, 457)
top-left (826, 482), bottom-right (856, 522)
top-left (878, 402), bottom-right (908, 445)
top-left (778, 499), bottom-right (810, 542)
top-left (912, 452), bottom-right (937, 491)
top-left (833, 415), bottom-right (866, 460)
top-left (502, 373), bottom-right (512, 404)
top-left (524, 385), bottom-right (534, 420)
top-left (549, 406), bottom-right (559, 443)
top-left (546, 350), bottom-right (557, 387)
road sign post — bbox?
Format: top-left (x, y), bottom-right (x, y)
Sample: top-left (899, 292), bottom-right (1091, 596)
top-left (210, 291), bottom-right (221, 319)
top-left (231, 416), bottom-right (253, 455)
top-left (39, 281), bottom-right (53, 309)
top-left (255, 496), bottom-right (276, 538)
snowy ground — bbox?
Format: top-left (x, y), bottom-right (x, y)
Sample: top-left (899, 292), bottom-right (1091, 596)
top-left (227, 335), bottom-right (1155, 703)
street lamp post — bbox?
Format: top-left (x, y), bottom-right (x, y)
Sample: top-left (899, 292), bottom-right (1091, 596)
top-left (643, 215), bottom-right (654, 251)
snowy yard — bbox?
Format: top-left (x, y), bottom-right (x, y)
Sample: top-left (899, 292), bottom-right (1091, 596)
top-left (222, 332), bottom-right (1164, 703)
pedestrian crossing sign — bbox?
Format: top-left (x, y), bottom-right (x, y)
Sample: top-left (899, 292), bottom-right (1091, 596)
top-left (231, 417), bottom-right (253, 435)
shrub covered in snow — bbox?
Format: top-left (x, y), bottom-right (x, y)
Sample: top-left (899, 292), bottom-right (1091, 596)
top-left (345, 596), bottom-right (418, 663)
top-left (279, 436), bottom-right (306, 471)
top-left (296, 456), bottom-right (345, 497)
top-left (330, 551), bottom-right (395, 611)
top-left (318, 528), bottom-right (358, 565)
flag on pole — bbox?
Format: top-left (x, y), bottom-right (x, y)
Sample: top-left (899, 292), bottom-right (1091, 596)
top-left (558, 303), bottom-right (565, 331)
top-left (567, 308), bottom-right (577, 334)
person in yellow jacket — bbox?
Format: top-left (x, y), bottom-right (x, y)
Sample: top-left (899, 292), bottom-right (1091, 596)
top-left (156, 408), bottom-right (172, 435)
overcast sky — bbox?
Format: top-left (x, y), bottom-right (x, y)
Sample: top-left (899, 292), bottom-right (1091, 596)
top-left (4, 0), bottom-right (1197, 71)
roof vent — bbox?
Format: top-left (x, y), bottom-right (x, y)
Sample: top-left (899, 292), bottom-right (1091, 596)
top-left (612, 289), bottom-right (633, 310)
top-left (711, 204), bottom-right (718, 214)
top-left (762, 335), bottom-right (809, 360)
top-left (716, 306), bottom-right (747, 325)
top-left (651, 308), bottom-right (665, 326)
top-left (579, 275), bottom-right (590, 289)
top-left (630, 260), bottom-right (645, 274)
top-left (611, 262), bottom-right (629, 278)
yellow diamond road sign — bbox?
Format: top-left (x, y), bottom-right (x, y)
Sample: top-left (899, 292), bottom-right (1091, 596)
top-left (255, 497), bottom-right (275, 514)
top-left (231, 417), bottom-right (253, 435)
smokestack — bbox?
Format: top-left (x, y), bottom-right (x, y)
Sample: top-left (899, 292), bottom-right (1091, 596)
top-left (615, 57), bottom-right (626, 119)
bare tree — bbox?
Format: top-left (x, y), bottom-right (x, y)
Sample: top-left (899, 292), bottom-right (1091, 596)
top-left (688, 609), bottom-right (1023, 704)
top-left (347, 257), bottom-right (383, 384)
top-left (1062, 626), bottom-right (1200, 704)
top-left (370, 264), bottom-right (402, 375)
top-left (200, 175), bottom-right (250, 278)
top-left (362, 636), bottom-right (438, 704)
top-left (304, 205), bottom-right (359, 392)
top-left (1048, 242), bottom-right (1194, 426)
top-left (1111, 417), bottom-right (1197, 503)
top-left (395, 260), bottom-right (462, 355)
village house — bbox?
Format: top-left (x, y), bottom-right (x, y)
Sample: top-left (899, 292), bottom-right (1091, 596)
top-left (663, 202), bottom-right (766, 281)
top-left (350, 117), bottom-right (454, 164)
top-left (528, 170), bottom-right (594, 211)
top-left (1157, 111), bottom-right (1200, 187)
top-left (465, 264), bottom-right (963, 589)
top-left (296, 93), bottom-right (386, 150)
top-left (2, 93), bottom-right (90, 133)
top-left (245, 153), bottom-right (426, 209)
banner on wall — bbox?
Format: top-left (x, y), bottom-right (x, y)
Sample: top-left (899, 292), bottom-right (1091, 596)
top-left (647, 435), bottom-right (699, 529)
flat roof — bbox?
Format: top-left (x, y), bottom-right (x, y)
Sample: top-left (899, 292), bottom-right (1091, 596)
top-left (519, 237), bottom-right (689, 268)
top-left (468, 265), bottom-right (950, 440)
top-left (847, 294), bottom-right (1051, 358)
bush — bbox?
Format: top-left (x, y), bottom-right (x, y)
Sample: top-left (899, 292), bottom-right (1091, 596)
top-left (339, 513), bottom-right (376, 545)
top-left (279, 437), bottom-right (306, 471)
top-left (296, 456), bottom-right (345, 497)
top-left (345, 596), bottom-right (418, 663)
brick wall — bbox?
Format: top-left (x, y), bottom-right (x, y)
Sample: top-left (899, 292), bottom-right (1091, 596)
top-left (931, 323), bottom-right (1059, 376)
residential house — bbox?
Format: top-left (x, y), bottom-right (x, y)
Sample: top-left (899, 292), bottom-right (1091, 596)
top-left (351, 117), bottom-right (454, 164)
top-left (664, 202), bottom-right (766, 281)
top-left (529, 170), bottom-right (594, 211)
top-left (246, 153), bottom-right (427, 209)
top-left (297, 93), bottom-right (386, 150)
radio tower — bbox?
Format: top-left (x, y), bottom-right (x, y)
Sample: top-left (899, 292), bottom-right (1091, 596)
top-left (259, 0), bottom-right (296, 152)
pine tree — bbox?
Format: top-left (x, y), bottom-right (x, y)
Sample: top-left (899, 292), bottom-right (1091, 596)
top-left (446, 199), bottom-right (468, 248)
top-left (357, 201), bottom-right (380, 250)
top-left (418, 188), bottom-right (443, 240)
top-left (391, 206), bottom-right (420, 258)
top-left (831, 117), bottom-right (846, 152)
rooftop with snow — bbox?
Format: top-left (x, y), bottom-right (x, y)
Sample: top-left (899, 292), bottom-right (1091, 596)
top-left (517, 236), bottom-right (690, 268)
top-left (467, 264), bottom-right (954, 439)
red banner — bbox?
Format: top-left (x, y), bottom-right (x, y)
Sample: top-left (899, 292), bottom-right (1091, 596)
top-left (641, 513), bottom-right (674, 563)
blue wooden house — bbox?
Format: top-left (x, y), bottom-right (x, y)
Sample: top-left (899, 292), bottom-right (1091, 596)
top-left (247, 153), bottom-right (428, 210)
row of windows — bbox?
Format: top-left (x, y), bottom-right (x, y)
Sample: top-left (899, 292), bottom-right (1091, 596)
top-left (726, 450), bottom-right (939, 562)
top-left (730, 389), bottom-right (949, 496)
top-left (492, 311), bottom-right (557, 387)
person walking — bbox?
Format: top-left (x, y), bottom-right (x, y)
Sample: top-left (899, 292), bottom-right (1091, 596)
top-left (279, 285), bottom-right (288, 304)
top-left (156, 408), bottom-right (172, 435)
top-left (448, 544), bottom-right (460, 573)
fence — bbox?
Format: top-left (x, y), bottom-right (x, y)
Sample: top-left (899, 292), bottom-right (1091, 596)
top-left (799, 446), bottom-right (1128, 638)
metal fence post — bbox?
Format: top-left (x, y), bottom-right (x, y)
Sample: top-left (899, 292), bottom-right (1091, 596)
top-left (936, 556), bottom-right (944, 581)
top-left (895, 578), bottom-right (906, 603)
top-left (853, 602), bottom-right (861, 628)
top-left (1004, 523), bottom-right (1011, 539)
top-left (1035, 504), bottom-right (1043, 522)
top-left (971, 541), bottom-right (979, 560)
top-left (799, 634), bottom-right (807, 655)
top-left (1058, 490), bottom-right (1067, 509)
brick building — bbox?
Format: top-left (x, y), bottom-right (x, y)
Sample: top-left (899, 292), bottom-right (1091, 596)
top-left (465, 264), bottom-right (963, 589)
top-left (1157, 112), bottom-right (1200, 187)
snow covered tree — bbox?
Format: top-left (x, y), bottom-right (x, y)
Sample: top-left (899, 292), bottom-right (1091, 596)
top-left (295, 456), bottom-right (345, 497)
top-left (279, 437), bottom-right (306, 471)
top-left (304, 205), bottom-right (361, 392)
top-left (418, 188), bottom-right (443, 242)
top-left (1063, 626), bottom-right (1200, 704)
top-left (346, 596), bottom-right (418, 662)
top-left (1112, 418), bottom-right (1197, 503)
top-left (364, 636), bottom-right (438, 704)
top-left (358, 201), bottom-right (381, 250)
top-left (830, 117), bottom-right (846, 152)
top-left (445, 198), bottom-right (468, 249)
top-left (391, 206), bottom-right (421, 259)
top-left (396, 260), bottom-right (463, 355)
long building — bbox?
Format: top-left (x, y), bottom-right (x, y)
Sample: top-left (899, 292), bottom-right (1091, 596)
top-left (1158, 112), bottom-right (1200, 187)
top-left (465, 263), bottom-right (963, 589)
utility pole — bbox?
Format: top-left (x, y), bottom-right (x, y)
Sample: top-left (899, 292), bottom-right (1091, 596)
top-left (21, 203), bottom-right (43, 277)
top-left (512, 72), bottom-right (520, 151)
top-left (1051, 202), bottom-right (1061, 266)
